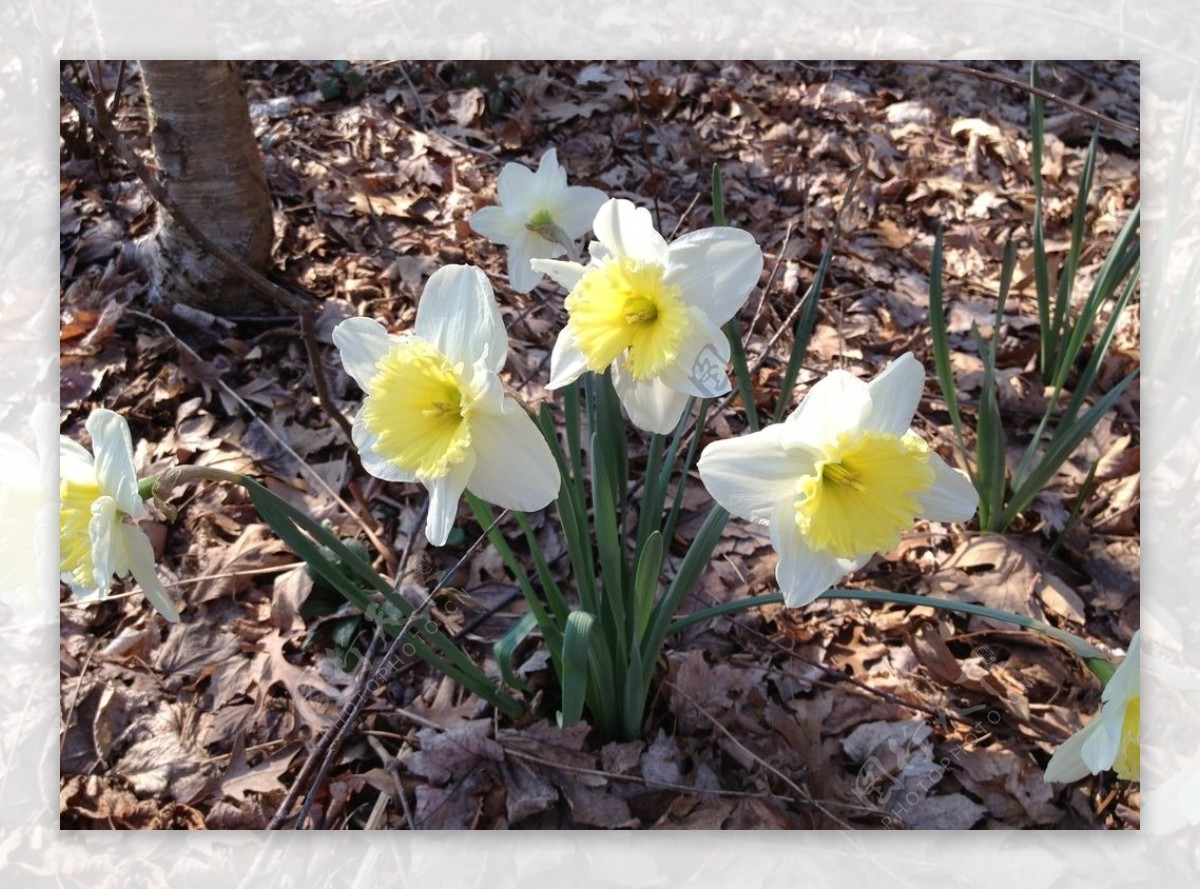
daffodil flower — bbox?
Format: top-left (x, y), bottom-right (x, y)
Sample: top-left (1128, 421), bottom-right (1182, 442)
top-left (1045, 630), bottom-right (1140, 783)
top-left (333, 264), bottom-right (560, 546)
top-left (60, 409), bottom-right (179, 622)
top-left (468, 148), bottom-right (608, 294)
top-left (0, 404), bottom-right (57, 621)
top-left (532, 198), bottom-right (764, 434)
top-left (697, 353), bottom-right (979, 607)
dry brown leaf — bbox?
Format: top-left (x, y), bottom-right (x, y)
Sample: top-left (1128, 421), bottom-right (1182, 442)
top-left (400, 721), bottom-right (503, 785)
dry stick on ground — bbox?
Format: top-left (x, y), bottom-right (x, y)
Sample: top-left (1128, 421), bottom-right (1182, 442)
top-left (272, 505), bottom-right (509, 830)
top-left (271, 497), bottom-right (428, 830)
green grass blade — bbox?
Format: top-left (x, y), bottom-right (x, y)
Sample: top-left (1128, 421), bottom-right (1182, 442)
top-left (248, 481), bottom-right (523, 717)
top-left (622, 638), bottom-right (646, 741)
top-left (538, 402), bottom-right (597, 612)
top-left (1056, 255), bottom-right (1139, 434)
top-left (1052, 204), bottom-right (1140, 391)
top-left (635, 433), bottom-right (666, 563)
top-left (513, 510), bottom-right (570, 627)
top-left (464, 493), bottom-right (563, 656)
top-left (993, 235), bottom-right (1018, 348)
top-left (641, 505), bottom-right (729, 666)
top-left (971, 324), bottom-right (1007, 531)
top-left (633, 530), bottom-right (664, 642)
top-left (558, 611), bottom-right (596, 728)
top-left (494, 611), bottom-right (539, 692)
top-left (1050, 125), bottom-right (1100, 363)
top-left (590, 430), bottom-right (629, 659)
top-left (1030, 63), bottom-right (1055, 379)
top-left (926, 227), bottom-right (969, 463)
top-left (1000, 368), bottom-right (1138, 529)
top-left (661, 398), bottom-right (711, 548)
top-left (713, 162), bottom-right (760, 432)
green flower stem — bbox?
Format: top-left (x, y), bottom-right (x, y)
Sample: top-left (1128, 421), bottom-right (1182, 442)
top-left (666, 588), bottom-right (1109, 662)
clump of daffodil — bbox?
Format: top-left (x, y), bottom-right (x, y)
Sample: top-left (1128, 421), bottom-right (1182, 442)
top-left (332, 264), bottom-right (560, 546)
top-left (468, 148), bottom-right (608, 294)
top-left (1045, 630), bottom-right (1140, 783)
top-left (532, 197), bottom-right (763, 434)
top-left (60, 409), bottom-right (179, 622)
top-left (697, 353), bottom-right (979, 606)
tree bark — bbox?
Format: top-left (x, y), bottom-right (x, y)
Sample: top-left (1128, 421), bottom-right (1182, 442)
top-left (139, 61), bottom-right (275, 316)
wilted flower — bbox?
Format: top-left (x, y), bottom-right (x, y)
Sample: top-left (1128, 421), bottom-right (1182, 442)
top-left (333, 264), bottom-right (560, 545)
top-left (697, 353), bottom-right (978, 607)
top-left (1045, 630), bottom-right (1140, 783)
top-left (468, 148), bottom-right (607, 293)
top-left (533, 198), bottom-right (763, 434)
top-left (60, 409), bottom-right (179, 622)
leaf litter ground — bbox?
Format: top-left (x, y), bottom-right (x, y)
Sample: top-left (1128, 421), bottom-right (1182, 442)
top-left (59, 60), bottom-right (1139, 829)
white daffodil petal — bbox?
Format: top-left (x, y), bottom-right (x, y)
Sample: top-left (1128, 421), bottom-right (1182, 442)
top-left (497, 160), bottom-right (537, 209)
top-left (697, 425), bottom-right (804, 524)
top-left (917, 452), bottom-right (980, 521)
top-left (664, 228), bottom-right (764, 323)
top-left (530, 258), bottom-right (587, 291)
top-left (1079, 704), bottom-right (1124, 773)
top-left (611, 362), bottom-right (692, 435)
top-left (769, 497), bottom-right (850, 607)
top-left (1044, 719), bottom-right (1098, 783)
top-left (87, 409), bottom-right (143, 518)
top-left (468, 403), bottom-right (560, 511)
top-left (416, 265), bottom-right (507, 372)
top-left (120, 523), bottom-right (179, 622)
top-left (424, 456), bottom-right (475, 547)
top-left (467, 204), bottom-right (525, 245)
top-left (1103, 633), bottom-right (1140, 704)
top-left (532, 147), bottom-right (567, 203)
top-left (780, 369), bottom-right (870, 451)
top-left (865, 352), bottom-right (925, 435)
top-left (351, 414), bottom-right (419, 483)
top-left (333, 316), bottom-right (401, 392)
top-left (507, 232), bottom-right (559, 294)
top-left (547, 326), bottom-right (591, 390)
top-left (657, 308), bottom-right (732, 398)
top-left (60, 436), bottom-right (95, 471)
top-left (552, 186), bottom-right (609, 239)
top-left (83, 495), bottom-right (118, 598)
top-left (592, 199), bottom-right (668, 264)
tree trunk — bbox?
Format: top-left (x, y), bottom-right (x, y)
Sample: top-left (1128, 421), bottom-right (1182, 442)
top-left (139, 61), bottom-right (275, 316)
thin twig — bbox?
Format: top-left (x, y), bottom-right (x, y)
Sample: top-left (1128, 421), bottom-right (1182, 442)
top-left (366, 734), bottom-right (418, 829)
top-left (269, 497), bottom-right (428, 829)
top-left (272, 505), bottom-right (508, 830)
top-left (747, 221), bottom-right (794, 342)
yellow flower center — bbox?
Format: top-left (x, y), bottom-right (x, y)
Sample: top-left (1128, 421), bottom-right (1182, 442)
top-left (61, 476), bottom-right (102, 588)
top-left (565, 257), bottom-right (688, 380)
top-left (1113, 696), bottom-right (1140, 781)
top-left (362, 340), bottom-right (473, 479)
top-left (794, 429), bottom-right (935, 559)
